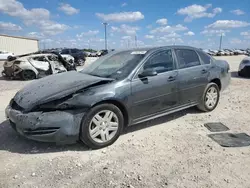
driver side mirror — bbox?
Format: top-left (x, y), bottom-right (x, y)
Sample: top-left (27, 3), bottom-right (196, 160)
top-left (138, 69), bottom-right (158, 78)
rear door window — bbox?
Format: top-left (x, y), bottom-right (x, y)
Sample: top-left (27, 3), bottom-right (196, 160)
top-left (175, 49), bottom-right (201, 69)
top-left (197, 51), bottom-right (212, 64)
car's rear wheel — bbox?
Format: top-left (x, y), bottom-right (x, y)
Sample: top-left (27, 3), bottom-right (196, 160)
top-left (197, 83), bottom-right (220, 112)
top-left (80, 103), bottom-right (124, 149)
top-left (21, 70), bottom-right (36, 80)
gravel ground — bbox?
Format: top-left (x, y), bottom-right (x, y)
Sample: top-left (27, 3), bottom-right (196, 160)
top-left (0, 55), bottom-right (250, 188)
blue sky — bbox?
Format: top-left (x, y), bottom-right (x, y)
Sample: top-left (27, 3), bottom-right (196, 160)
top-left (0, 0), bottom-right (250, 50)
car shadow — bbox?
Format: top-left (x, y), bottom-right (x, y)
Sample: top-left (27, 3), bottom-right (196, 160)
top-left (0, 107), bottom-right (200, 154)
top-left (231, 71), bottom-right (250, 79)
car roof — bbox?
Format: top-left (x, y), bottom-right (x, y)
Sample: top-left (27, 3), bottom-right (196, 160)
top-left (28, 54), bottom-right (55, 57)
top-left (113, 45), bottom-right (202, 54)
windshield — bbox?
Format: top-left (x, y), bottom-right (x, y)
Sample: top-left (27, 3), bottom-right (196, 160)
top-left (81, 50), bottom-right (146, 80)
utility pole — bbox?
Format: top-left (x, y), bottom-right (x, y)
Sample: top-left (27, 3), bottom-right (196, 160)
top-left (219, 33), bottom-right (223, 51)
top-left (102, 22), bottom-right (108, 50)
top-left (135, 35), bottom-right (137, 48)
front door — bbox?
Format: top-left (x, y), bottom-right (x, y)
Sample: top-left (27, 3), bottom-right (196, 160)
top-left (174, 49), bottom-right (209, 105)
top-left (131, 49), bottom-right (179, 120)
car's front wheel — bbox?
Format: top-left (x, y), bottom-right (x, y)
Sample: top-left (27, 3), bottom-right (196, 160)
top-left (21, 70), bottom-right (36, 80)
top-left (197, 83), bottom-right (220, 112)
top-left (80, 103), bottom-right (124, 149)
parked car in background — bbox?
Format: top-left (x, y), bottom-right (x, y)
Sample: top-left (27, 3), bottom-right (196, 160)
top-left (2, 53), bottom-right (76, 80)
top-left (61, 48), bottom-right (86, 66)
top-left (209, 50), bottom-right (218, 56)
top-left (217, 50), bottom-right (226, 56)
top-left (224, 49), bottom-right (234, 56)
top-left (238, 57), bottom-right (250, 77)
top-left (97, 49), bottom-right (108, 57)
top-left (61, 54), bottom-right (74, 63)
top-left (0, 51), bottom-right (14, 60)
top-left (89, 52), bottom-right (98, 57)
top-left (5, 46), bottom-right (230, 148)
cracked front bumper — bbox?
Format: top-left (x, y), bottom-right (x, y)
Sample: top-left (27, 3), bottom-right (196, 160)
top-left (5, 105), bottom-right (85, 144)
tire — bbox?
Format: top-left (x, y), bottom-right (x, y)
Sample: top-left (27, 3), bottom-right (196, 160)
top-left (21, 70), bottom-right (36, 80)
top-left (80, 103), bottom-right (124, 149)
top-left (77, 58), bottom-right (85, 66)
top-left (238, 71), bottom-right (243, 77)
top-left (197, 83), bottom-right (220, 112)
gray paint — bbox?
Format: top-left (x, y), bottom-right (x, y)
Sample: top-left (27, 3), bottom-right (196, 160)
top-left (6, 46), bottom-right (231, 144)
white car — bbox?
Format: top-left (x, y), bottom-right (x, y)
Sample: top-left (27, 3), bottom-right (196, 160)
top-left (0, 51), bottom-right (14, 60)
top-left (2, 53), bottom-right (76, 80)
top-left (61, 54), bottom-right (74, 63)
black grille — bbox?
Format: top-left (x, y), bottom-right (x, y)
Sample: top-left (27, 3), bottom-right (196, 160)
top-left (11, 100), bottom-right (24, 111)
top-left (23, 127), bottom-right (60, 135)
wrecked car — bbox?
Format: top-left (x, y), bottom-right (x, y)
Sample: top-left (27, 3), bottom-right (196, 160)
top-left (5, 46), bottom-right (230, 149)
top-left (2, 53), bottom-right (76, 80)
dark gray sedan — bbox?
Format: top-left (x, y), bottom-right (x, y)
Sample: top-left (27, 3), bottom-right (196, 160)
top-left (5, 46), bottom-right (230, 149)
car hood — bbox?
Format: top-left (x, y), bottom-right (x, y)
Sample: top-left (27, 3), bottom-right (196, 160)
top-left (13, 71), bottom-right (112, 111)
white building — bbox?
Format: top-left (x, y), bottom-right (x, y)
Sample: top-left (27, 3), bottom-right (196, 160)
top-left (0, 34), bottom-right (39, 55)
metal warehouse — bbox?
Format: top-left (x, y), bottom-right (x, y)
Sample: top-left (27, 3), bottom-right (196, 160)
top-left (0, 34), bottom-right (39, 55)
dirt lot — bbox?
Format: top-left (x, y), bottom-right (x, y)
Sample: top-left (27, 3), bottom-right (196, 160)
top-left (0, 56), bottom-right (250, 188)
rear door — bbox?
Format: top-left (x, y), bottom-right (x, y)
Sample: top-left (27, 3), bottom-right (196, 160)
top-left (174, 48), bottom-right (209, 105)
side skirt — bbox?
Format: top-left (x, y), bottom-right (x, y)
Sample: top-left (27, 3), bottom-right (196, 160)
top-left (131, 103), bottom-right (198, 125)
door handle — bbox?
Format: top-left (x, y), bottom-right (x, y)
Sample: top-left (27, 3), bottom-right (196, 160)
top-left (201, 69), bottom-right (208, 74)
top-left (168, 76), bottom-right (176, 82)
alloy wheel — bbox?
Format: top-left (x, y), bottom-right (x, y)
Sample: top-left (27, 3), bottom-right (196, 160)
top-left (205, 86), bottom-right (218, 109)
top-left (89, 110), bottom-right (119, 143)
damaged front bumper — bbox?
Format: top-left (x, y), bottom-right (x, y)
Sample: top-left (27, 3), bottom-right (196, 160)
top-left (5, 105), bottom-right (85, 144)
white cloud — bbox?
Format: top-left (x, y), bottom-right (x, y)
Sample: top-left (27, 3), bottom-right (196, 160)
top-left (0, 0), bottom-right (69, 35)
top-left (159, 33), bottom-right (181, 40)
top-left (241, 31), bottom-right (250, 36)
top-left (121, 3), bottom-right (127, 7)
top-left (145, 35), bottom-right (154, 39)
top-left (76, 30), bottom-right (99, 38)
top-left (156, 18), bottom-right (168, 25)
top-left (96, 11), bottom-right (144, 22)
top-left (150, 24), bottom-right (188, 34)
top-left (177, 4), bottom-right (222, 22)
top-left (122, 36), bottom-right (131, 40)
top-left (27, 32), bottom-right (45, 39)
top-left (111, 24), bottom-right (139, 35)
top-left (0, 21), bottom-right (22, 31)
top-left (184, 31), bottom-right (195, 36)
top-left (58, 3), bottom-right (80, 15)
top-left (231, 9), bottom-right (245, 15)
top-left (206, 20), bottom-right (250, 29)
top-left (240, 31), bottom-right (250, 39)
top-left (230, 38), bottom-right (243, 44)
top-left (201, 29), bottom-right (230, 36)
top-left (157, 37), bottom-right (183, 44)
